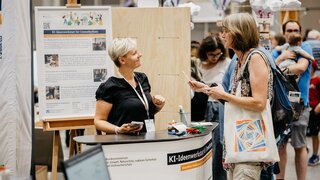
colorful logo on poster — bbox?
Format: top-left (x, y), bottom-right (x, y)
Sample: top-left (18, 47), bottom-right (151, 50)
top-left (62, 11), bottom-right (103, 26)
top-left (234, 119), bottom-right (266, 152)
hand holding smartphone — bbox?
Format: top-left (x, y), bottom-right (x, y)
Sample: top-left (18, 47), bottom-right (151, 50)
top-left (208, 83), bottom-right (226, 104)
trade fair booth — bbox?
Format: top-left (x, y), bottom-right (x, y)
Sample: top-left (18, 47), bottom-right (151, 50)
top-left (0, 0), bottom-right (319, 179)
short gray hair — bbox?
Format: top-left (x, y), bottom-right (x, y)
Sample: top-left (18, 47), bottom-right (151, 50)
top-left (108, 38), bottom-right (137, 67)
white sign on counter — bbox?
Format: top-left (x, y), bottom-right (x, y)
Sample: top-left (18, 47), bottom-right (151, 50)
top-left (103, 133), bottom-right (212, 180)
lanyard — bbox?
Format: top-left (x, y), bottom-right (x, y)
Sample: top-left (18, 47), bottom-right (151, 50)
top-left (119, 73), bottom-right (150, 119)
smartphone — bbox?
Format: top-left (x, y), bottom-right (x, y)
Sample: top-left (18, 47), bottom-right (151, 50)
top-left (209, 83), bottom-right (226, 104)
top-left (128, 121), bottom-right (144, 127)
top-left (210, 83), bottom-right (218, 87)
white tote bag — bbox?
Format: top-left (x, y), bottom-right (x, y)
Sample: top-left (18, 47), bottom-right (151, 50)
top-left (224, 98), bottom-right (280, 163)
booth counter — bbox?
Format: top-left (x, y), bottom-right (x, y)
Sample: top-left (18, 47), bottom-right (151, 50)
top-left (74, 123), bottom-right (217, 180)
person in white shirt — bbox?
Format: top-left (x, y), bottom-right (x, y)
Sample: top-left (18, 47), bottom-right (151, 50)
top-left (197, 35), bottom-right (231, 180)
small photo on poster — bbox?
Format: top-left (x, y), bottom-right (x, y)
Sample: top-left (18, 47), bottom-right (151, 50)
top-left (93, 69), bottom-right (108, 82)
top-left (44, 54), bottom-right (59, 67)
top-left (46, 86), bottom-right (60, 100)
top-left (92, 38), bottom-right (106, 51)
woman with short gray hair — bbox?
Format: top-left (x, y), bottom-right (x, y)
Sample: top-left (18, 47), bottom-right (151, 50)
top-left (94, 38), bottom-right (165, 134)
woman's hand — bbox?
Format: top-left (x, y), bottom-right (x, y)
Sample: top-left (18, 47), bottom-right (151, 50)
top-left (188, 80), bottom-right (209, 93)
top-left (118, 123), bottom-right (143, 134)
top-left (152, 95), bottom-right (165, 112)
top-left (206, 83), bottom-right (226, 100)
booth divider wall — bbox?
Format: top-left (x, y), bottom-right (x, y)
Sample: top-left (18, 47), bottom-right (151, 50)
top-left (111, 7), bottom-right (191, 130)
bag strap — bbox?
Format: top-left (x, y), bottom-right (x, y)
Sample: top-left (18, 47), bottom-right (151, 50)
top-left (239, 49), bottom-right (273, 99)
top-left (239, 49), bottom-right (255, 77)
top-left (240, 49), bottom-right (270, 76)
top-left (233, 49), bottom-right (256, 97)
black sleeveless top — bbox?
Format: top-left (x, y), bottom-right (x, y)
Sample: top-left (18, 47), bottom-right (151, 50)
top-left (95, 72), bottom-right (156, 132)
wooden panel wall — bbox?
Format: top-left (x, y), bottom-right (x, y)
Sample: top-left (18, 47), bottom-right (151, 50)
top-left (112, 7), bottom-right (191, 130)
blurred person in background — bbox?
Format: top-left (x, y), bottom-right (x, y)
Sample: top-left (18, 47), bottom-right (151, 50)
top-left (197, 35), bottom-right (231, 179)
top-left (305, 29), bottom-right (320, 73)
top-left (272, 19), bottom-right (313, 180)
top-left (270, 31), bottom-right (286, 51)
top-left (307, 60), bottom-right (320, 166)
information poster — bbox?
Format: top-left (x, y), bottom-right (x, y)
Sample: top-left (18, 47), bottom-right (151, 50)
top-left (35, 7), bottom-right (113, 120)
top-left (0, 0), bottom-right (2, 61)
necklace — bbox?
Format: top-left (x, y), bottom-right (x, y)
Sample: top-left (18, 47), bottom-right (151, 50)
top-left (237, 52), bottom-right (245, 69)
top-left (237, 48), bottom-right (255, 69)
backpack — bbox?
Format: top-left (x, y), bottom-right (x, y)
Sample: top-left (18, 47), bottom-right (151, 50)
top-left (251, 49), bottom-right (296, 146)
top-left (270, 65), bottom-right (295, 144)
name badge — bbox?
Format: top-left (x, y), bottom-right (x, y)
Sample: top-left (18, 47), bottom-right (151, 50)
top-left (144, 119), bottom-right (155, 132)
top-left (288, 91), bottom-right (301, 103)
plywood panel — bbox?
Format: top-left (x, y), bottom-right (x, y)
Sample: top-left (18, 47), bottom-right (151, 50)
top-left (112, 7), bottom-right (191, 130)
